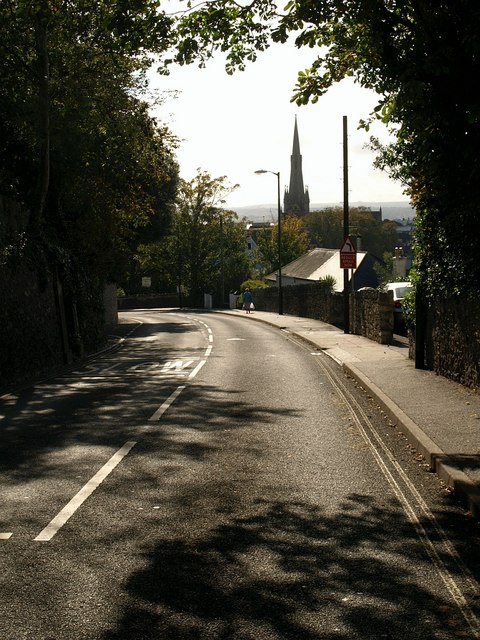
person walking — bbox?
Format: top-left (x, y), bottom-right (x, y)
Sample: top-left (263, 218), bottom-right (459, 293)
top-left (243, 288), bottom-right (253, 313)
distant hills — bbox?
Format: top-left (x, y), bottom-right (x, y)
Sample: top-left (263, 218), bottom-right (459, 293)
top-left (230, 201), bottom-right (415, 222)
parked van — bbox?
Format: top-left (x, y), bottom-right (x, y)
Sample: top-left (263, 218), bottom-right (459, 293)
top-left (385, 282), bottom-right (412, 333)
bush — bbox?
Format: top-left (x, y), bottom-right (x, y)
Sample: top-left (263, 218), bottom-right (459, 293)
top-left (240, 279), bottom-right (268, 292)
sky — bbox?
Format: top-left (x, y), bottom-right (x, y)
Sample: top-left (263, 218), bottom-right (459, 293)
top-left (149, 33), bottom-right (409, 210)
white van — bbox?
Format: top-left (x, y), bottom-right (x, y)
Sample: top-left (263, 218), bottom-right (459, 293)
top-left (385, 281), bottom-right (412, 332)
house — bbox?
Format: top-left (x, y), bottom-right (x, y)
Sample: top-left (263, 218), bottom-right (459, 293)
top-left (265, 247), bottom-right (382, 292)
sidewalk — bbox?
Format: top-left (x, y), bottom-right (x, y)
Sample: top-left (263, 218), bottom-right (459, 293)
top-left (218, 308), bottom-right (480, 517)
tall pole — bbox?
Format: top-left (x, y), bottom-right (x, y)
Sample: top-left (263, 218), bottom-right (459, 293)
top-left (220, 214), bottom-right (225, 307)
top-left (343, 115), bottom-right (350, 334)
top-left (176, 218), bottom-right (183, 308)
top-left (254, 169), bottom-right (283, 315)
top-left (276, 171), bottom-right (283, 315)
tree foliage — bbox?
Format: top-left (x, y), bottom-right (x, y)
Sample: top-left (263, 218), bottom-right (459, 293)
top-left (0, 0), bottom-right (186, 368)
top-left (0, 1), bottom-right (179, 277)
top-left (0, 0), bottom-right (180, 354)
top-left (161, 171), bottom-right (250, 306)
top-left (303, 207), bottom-right (398, 258)
top-left (167, 1), bottom-right (480, 299)
top-left (255, 214), bottom-right (309, 274)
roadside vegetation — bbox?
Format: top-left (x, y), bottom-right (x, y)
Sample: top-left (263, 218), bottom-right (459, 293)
top-left (0, 0), bottom-right (179, 354)
top-left (304, 207), bottom-right (398, 259)
top-left (129, 172), bottom-right (252, 306)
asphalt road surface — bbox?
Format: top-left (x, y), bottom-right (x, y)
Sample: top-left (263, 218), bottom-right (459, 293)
top-left (1, 309), bottom-right (479, 640)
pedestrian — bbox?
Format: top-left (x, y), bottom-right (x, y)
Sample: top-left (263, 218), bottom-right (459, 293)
top-left (243, 288), bottom-right (253, 313)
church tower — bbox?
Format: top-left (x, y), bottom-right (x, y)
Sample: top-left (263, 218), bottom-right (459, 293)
top-left (283, 116), bottom-right (310, 216)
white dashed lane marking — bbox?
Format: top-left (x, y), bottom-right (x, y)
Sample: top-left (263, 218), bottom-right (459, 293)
top-left (148, 385), bottom-right (186, 422)
top-left (4, 314), bottom-right (215, 542)
top-left (34, 441), bottom-right (137, 542)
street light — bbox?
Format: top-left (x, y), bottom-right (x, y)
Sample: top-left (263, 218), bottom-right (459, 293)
top-left (255, 169), bottom-right (283, 315)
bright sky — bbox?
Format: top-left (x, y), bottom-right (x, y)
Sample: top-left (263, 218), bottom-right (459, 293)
top-left (149, 34), bottom-right (409, 209)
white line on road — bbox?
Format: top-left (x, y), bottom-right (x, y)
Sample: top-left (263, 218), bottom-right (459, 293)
top-left (31, 315), bottom-right (212, 542)
top-left (34, 440), bottom-right (137, 542)
top-left (148, 385), bottom-right (186, 421)
top-left (318, 359), bottom-right (480, 637)
top-left (161, 360), bottom-right (194, 372)
top-left (189, 359), bottom-right (206, 379)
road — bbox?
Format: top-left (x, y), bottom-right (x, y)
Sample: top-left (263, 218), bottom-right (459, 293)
top-left (1, 309), bottom-right (479, 639)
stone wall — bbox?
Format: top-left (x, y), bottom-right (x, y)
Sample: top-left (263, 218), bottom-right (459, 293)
top-left (116, 284), bottom-right (394, 346)
top-left (350, 289), bottom-right (394, 344)
top-left (413, 297), bottom-right (480, 388)
top-left (103, 283), bottom-right (118, 326)
top-left (0, 268), bottom-right (64, 387)
top-left (250, 283), bottom-right (344, 326)
top-left (0, 267), bottom-right (119, 389)
top-left (249, 283), bottom-right (393, 343)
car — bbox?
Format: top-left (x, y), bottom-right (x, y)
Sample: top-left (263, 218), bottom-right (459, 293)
top-left (384, 281), bottom-right (412, 333)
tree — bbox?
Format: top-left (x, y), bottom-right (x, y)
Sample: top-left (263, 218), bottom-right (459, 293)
top-left (163, 171), bottom-right (250, 306)
top-left (302, 207), bottom-right (344, 250)
top-left (167, 1), bottom-right (480, 299)
top-left (0, 0), bottom-right (179, 354)
top-left (303, 207), bottom-right (398, 258)
top-left (373, 252), bottom-right (395, 288)
top-left (1, 0), bottom-right (175, 243)
top-left (1, 2), bottom-right (179, 288)
top-left (255, 214), bottom-right (309, 274)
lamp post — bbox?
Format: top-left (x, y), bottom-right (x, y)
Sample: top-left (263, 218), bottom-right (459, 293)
top-left (255, 169), bottom-right (283, 315)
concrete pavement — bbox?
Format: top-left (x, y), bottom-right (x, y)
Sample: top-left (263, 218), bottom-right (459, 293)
top-left (218, 308), bottom-right (480, 517)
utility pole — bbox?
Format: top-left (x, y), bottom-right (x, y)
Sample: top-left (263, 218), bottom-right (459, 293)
top-left (343, 115), bottom-right (350, 334)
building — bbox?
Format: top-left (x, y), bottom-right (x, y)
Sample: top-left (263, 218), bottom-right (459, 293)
top-left (283, 116), bottom-right (310, 216)
top-left (265, 247), bottom-right (383, 293)
top-left (392, 217), bottom-right (414, 259)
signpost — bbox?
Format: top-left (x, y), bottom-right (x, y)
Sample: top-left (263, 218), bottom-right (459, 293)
top-left (340, 235), bottom-right (357, 269)
top-left (340, 231), bottom-right (357, 335)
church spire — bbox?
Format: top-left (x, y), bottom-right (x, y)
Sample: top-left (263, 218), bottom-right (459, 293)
top-left (284, 116), bottom-right (310, 216)
top-left (292, 114), bottom-right (301, 158)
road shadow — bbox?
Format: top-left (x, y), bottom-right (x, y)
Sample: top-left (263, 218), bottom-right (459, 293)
top-left (0, 376), bottom-right (301, 474)
top-left (100, 492), bottom-right (478, 640)
top-left (0, 314), bottom-right (218, 473)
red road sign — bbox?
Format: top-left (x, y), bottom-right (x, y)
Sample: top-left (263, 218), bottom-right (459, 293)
top-left (340, 235), bottom-right (357, 269)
